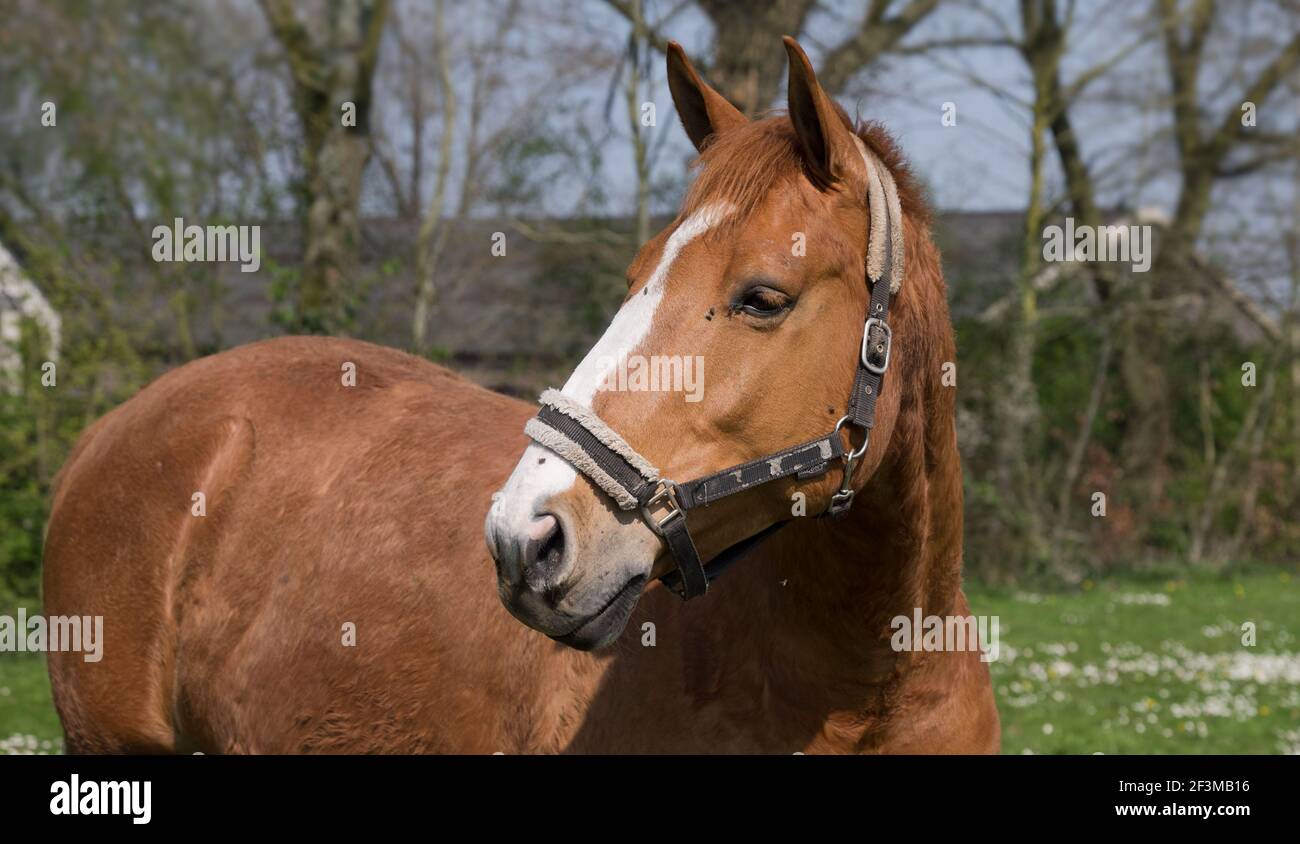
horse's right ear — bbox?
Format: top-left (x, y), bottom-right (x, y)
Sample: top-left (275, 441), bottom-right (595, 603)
top-left (783, 36), bottom-right (863, 191)
top-left (667, 41), bottom-right (747, 152)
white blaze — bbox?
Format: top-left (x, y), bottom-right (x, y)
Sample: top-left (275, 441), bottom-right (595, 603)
top-left (560, 203), bottom-right (732, 406)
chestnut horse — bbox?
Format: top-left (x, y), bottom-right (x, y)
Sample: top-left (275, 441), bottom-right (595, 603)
top-left (43, 39), bottom-right (998, 753)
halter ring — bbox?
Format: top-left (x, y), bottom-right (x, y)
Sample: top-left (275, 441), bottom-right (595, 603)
top-left (833, 414), bottom-right (870, 461)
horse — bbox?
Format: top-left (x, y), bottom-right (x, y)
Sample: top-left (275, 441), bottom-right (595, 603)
top-left (42, 38), bottom-right (999, 754)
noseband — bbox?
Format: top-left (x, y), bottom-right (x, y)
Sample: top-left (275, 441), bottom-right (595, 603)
top-left (523, 137), bottom-right (904, 599)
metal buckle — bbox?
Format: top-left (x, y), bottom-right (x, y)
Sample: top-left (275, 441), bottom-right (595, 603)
top-left (641, 479), bottom-right (683, 534)
top-left (860, 317), bottom-right (891, 375)
top-left (827, 488), bottom-right (855, 516)
top-left (825, 436), bottom-right (865, 517)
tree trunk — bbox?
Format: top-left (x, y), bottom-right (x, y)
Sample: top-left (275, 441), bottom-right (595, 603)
top-left (413, 0), bottom-right (456, 353)
top-left (262, 0), bottom-right (391, 334)
top-left (694, 0), bottom-right (817, 115)
top-left (301, 129), bottom-right (372, 332)
top-left (625, 0), bottom-right (652, 246)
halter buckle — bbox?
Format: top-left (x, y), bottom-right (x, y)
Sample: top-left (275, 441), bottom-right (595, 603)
top-left (861, 317), bottom-right (892, 375)
top-left (641, 480), bottom-right (683, 534)
top-left (827, 488), bottom-right (855, 516)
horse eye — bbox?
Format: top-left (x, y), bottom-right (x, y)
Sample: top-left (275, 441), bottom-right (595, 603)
top-left (738, 286), bottom-right (791, 318)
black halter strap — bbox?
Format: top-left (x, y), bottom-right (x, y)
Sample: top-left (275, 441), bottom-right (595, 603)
top-left (523, 167), bottom-right (897, 600)
top-left (653, 268), bottom-right (892, 598)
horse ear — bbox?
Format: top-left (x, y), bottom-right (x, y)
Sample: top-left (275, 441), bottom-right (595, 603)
top-left (667, 41), bottom-right (747, 152)
top-left (782, 36), bottom-right (861, 189)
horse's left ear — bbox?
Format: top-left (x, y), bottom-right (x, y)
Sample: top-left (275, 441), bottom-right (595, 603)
top-left (782, 36), bottom-right (863, 190)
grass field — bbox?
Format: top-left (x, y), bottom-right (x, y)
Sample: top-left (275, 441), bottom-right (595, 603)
top-left (2, 569), bottom-right (1296, 754)
top-left (0, 654), bottom-right (60, 755)
top-left (968, 568), bottom-right (1299, 754)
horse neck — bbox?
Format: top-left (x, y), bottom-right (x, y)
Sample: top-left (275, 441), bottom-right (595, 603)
top-left (758, 257), bottom-right (964, 694)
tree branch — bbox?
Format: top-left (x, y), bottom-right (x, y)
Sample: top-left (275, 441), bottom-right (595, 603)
top-left (259, 0), bottom-right (326, 94)
top-left (1206, 30), bottom-right (1300, 163)
top-left (817, 0), bottom-right (942, 93)
top-left (600, 0), bottom-right (680, 66)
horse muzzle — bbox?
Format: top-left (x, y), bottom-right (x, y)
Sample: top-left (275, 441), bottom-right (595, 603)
top-left (485, 452), bottom-right (659, 649)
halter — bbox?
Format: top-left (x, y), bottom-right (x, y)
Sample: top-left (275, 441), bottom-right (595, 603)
top-left (523, 137), bottom-right (904, 600)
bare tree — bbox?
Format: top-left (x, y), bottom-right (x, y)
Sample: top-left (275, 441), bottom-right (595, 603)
top-left (602, 0), bottom-right (946, 114)
top-left (623, 0), bottom-right (655, 246)
top-left (387, 0), bottom-right (529, 353)
top-left (1121, 0), bottom-right (1300, 497)
top-left (412, 0), bottom-right (456, 353)
top-left (261, 0), bottom-right (391, 334)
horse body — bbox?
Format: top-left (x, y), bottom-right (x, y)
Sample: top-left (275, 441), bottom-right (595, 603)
top-left (43, 38), bottom-right (999, 754)
top-left (44, 334), bottom-right (996, 754)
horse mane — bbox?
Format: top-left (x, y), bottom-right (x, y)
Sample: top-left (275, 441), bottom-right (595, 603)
top-left (682, 111), bottom-right (932, 229)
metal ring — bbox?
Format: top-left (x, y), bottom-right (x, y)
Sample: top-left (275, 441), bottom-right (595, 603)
top-left (833, 415), bottom-right (869, 461)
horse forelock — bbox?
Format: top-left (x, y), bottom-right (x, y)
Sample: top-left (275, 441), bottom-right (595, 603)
top-left (681, 113), bottom-right (931, 232)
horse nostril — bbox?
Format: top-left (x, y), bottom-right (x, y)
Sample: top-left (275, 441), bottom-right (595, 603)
top-left (524, 514), bottom-right (565, 588)
top-left (526, 513), bottom-right (557, 543)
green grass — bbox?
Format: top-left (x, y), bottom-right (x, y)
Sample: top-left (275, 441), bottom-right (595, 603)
top-left (967, 569), bottom-right (1300, 754)
top-left (0, 654), bottom-right (61, 754)
top-left (2, 569), bottom-right (1296, 754)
